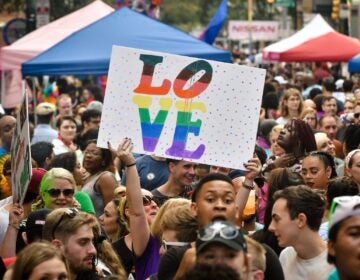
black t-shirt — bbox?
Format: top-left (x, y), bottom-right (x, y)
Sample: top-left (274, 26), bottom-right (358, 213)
top-left (112, 237), bottom-right (135, 276)
top-left (157, 245), bottom-right (190, 280)
top-left (75, 270), bottom-right (101, 280)
top-left (252, 229), bottom-right (284, 256)
top-left (262, 243), bottom-right (285, 280)
top-left (151, 188), bottom-right (191, 207)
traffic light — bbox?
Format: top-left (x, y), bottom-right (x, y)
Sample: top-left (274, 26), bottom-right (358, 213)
top-left (25, 0), bottom-right (36, 33)
top-left (331, 0), bottom-right (340, 21)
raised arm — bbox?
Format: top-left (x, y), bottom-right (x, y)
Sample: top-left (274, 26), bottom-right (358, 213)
top-left (109, 139), bottom-right (150, 257)
top-left (0, 203), bottom-right (24, 258)
top-left (235, 157), bottom-right (262, 219)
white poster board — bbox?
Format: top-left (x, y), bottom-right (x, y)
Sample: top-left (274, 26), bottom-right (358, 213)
top-left (98, 46), bottom-right (265, 169)
top-left (11, 84), bottom-right (32, 204)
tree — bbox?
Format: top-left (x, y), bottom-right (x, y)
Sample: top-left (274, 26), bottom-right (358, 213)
top-left (160, 0), bottom-right (202, 32)
top-left (0, 0), bottom-right (114, 19)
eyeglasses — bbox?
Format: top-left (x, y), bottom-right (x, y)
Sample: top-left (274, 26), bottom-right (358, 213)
top-left (197, 222), bottom-right (239, 241)
top-left (354, 112), bottom-right (360, 119)
top-left (52, 208), bottom-right (79, 239)
top-left (161, 240), bottom-right (189, 251)
top-left (46, 188), bottom-right (75, 198)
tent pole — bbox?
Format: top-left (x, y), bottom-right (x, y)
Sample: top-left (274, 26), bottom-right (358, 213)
top-left (32, 77), bottom-right (37, 126)
top-left (0, 71), bottom-right (4, 105)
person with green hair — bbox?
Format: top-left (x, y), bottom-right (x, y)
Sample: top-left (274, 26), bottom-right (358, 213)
top-left (32, 167), bottom-right (79, 211)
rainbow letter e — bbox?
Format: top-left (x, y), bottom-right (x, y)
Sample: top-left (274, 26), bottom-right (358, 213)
top-left (166, 101), bottom-right (206, 159)
top-left (133, 96), bottom-right (172, 152)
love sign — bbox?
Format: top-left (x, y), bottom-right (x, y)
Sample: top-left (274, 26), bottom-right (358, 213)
top-left (98, 46), bottom-right (265, 169)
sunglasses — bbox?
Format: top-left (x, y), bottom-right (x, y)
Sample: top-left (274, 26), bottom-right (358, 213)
top-left (354, 112), bottom-right (360, 119)
top-left (52, 208), bottom-right (79, 239)
top-left (162, 240), bottom-right (189, 251)
top-left (114, 190), bottom-right (126, 197)
top-left (125, 195), bottom-right (156, 208)
top-left (46, 188), bottom-right (75, 198)
top-left (197, 223), bottom-right (239, 241)
top-left (142, 195), bottom-right (155, 206)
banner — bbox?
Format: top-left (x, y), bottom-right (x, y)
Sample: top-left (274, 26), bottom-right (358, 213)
top-left (98, 46), bottom-right (265, 169)
top-left (228, 20), bottom-right (279, 41)
top-left (11, 83), bottom-right (32, 204)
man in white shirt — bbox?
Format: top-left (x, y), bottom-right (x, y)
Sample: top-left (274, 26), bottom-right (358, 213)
top-left (269, 185), bottom-right (333, 280)
top-left (31, 102), bottom-right (58, 144)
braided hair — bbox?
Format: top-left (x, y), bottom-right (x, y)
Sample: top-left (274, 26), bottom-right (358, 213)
top-left (290, 118), bottom-right (317, 158)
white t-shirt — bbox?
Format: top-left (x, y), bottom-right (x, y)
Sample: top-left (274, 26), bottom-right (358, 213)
top-left (0, 204), bottom-right (10, 243)
top-left (279, 246), bottom-right (333, 280)
top-left (276, 116), bottom-right (289, 125)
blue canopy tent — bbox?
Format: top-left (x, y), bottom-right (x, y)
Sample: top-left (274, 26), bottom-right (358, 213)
top-left (22, 7), bottom-right (231, 76)
top-left (349, 54), bottom-right (360, 73)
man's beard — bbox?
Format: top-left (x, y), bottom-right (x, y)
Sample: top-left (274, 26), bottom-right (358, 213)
top-left (65, 249), bottom-right (95, 275)
top-left (69, 257), bottom-right (95, 275)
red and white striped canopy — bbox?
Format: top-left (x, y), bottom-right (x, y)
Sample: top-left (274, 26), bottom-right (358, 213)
top-left (262, 15), bottom-right (360, 62)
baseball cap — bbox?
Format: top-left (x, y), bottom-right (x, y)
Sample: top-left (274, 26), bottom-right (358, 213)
top-left (35, 102), bottom-right (56, 115)
top-left (329, 195), bottom-right (360, 232)
top-left (23, 168), bottom-right (47, 204)
top-left (274, 76), bottom-right (288, 85)
top-left (25, 208), bottom-right (52, 243)
top-left (87, 101), bottom-right (103, 113)
top-left (27, 168), bottom-right (47, 195)
top-left (196, 221), bottom-right (247, 254)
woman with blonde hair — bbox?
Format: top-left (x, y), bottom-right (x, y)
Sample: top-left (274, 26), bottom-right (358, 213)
top-left (268, 124), bottom-right (285, 157)
top-left (111, 139), bottom-right (160, 280)
top-left (300, 107), bottom-right (317, 130)
top-left (32, 167), bottom-right (78, 211)
top-left (276, 88), bottom-right (304, 125)
top-left (151, 198), bottom-right (190, 243)
top-left (154, 201), bottom-right (198, 280)
top-left (10, 241), bottom-right (69, 280)
top-left (99, 198), bottom-right (128, 243)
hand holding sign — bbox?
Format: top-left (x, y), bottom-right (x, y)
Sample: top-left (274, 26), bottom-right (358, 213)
top-left (108, 138), bottom-right (136, 167)
top-left (98, 46), bottom-right (266, 170)
top-left (243, 157), bottom-right (262, 181)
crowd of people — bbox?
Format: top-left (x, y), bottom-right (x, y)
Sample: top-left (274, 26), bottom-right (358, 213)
top-left (0, 64), bottom-right (359, 280)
